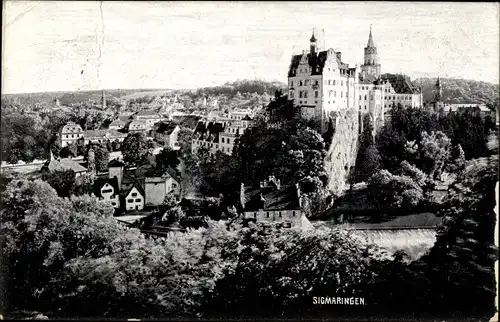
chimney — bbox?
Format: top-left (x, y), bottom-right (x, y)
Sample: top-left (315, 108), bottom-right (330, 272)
top-left (295, 183), bottom-right (302, 208)
top-left (336, 52), bottom-right (342, 62)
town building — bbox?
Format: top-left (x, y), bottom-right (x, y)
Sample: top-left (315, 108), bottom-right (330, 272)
top-left (94, 177), bottom-right (120, 209)
top-left (109, 161), bottom-right (182, 210)
top-left (41, 151), bottom-right (88, 183)
top-left (287, 27), bottom-right (423, 132)
top-left (154, 122), bottom-right (180, 149)
top-left (191, 110), bottom-right (256, 156)
top-left (134, 111), bottom-right (165, 127)
top-left (108, 159), bottom-right (125, 188)
top-left (126, 119), bottom-right (150, 133)
top-left (121, 184), bottom-right (145, 211)
top-left (239, 175), bottom-right (311, 229)
top-left (109, 115), bottom-right (132, 130)
top-left (83, 129), bottom-right (127, 145)
top-left (59, 122), bottom-right (84, 147)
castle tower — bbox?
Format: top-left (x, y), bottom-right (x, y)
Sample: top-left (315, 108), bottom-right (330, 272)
top-left (435, 76), bottom-right (442, 102)
top-left (310, 31), bottom-right (317, 55)
top-left (433, 76), bottom-right (444, 114)
top-left (361, 25), bottom-right (381, 80)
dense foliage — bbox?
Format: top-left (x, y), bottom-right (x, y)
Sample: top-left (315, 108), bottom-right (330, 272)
top-left (121, 132), bottom-right (155, 166)
top-left (2, 156), bottom-right (497, 319)
top-left (351, 115), bottom-right (382, 183)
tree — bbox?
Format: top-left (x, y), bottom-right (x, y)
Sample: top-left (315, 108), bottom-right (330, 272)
top-left (445, 144), bottom-right (466, 177)
top-left (42, 169), bottom-right (77, 198)
top-left (177, 127), bottom-right (194, 156)
top-left (155, 148), bottom-right (180, 173)
top-left (417, 155), bottom-right (498, 314)
top-left (85, 147), bottom-right (96, 174)
top-left (60, 144), bottom-right (78, 159)
top-left (92, 144), bottom-right (110, 172)
top-left (163, 193), bottom-right (178, 209)
top-left (376, 124), bottom-right (407, 172)
top-left (121, 132), bottom-right (155, 166)
top-left (1, 180), bottom-right (121, 312)
top-left (367, 169), bottom-right (424, 210)
top-left (352, 115), bottom-right (382, 183)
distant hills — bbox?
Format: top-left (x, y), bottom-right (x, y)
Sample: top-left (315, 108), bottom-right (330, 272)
top-left (413, 77), bottom-right (499, 107)
top-left (2, 78), bottom-right (497, 109)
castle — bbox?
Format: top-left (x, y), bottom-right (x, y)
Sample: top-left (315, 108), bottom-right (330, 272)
top-left (287, 27), bottom-right (424, 132)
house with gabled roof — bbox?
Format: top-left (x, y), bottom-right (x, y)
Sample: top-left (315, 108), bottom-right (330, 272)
top-left (120, 183), bottom-right (145, 211)
top-left (154, 121), bottom-right (180, 149)
top-left (94, 177), bottom-right (120, 209)
top-left (240, 175), bottom-right (312, 229)
top-left (41, 152), bottom-right (88, 179)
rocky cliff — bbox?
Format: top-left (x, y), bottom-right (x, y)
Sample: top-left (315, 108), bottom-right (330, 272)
top-left (323, 109), bottom-right (360, 196)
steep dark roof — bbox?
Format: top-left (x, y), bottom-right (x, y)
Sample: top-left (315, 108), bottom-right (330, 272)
top-left (193, 120), bottom-right (225, 143)
top-left (243, 184), bottom-right (301, 212)
top-left (120, 182), bottom-right (145, 198)
top-left (156, 122), bottom-right (179, 135)
top-left (94, 177), bottom-right (120, 198)
top-left (108, 159), bottom-right (125, 167)
top-left (288, 50), bottom-right (347, 78)
top-left (242, 115), bottom-right (254, 121)
top-left (380, 74), bottom-right (417, 94)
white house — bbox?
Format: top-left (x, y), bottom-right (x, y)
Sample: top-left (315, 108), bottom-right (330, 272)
top-left (95, 178), bottom-right (120, 209)
top-left (121, 184), bottom-right (145, 211)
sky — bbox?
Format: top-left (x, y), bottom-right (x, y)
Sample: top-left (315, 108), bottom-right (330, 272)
top-left (2, 1), bottom-right (499, 94)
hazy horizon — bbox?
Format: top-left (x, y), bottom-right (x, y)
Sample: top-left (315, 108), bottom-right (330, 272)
top-left (2, 1), bottom-right (499, 94)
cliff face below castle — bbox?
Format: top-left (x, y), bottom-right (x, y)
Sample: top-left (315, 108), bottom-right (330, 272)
top-left (324, 109), bottom-right (360, 196)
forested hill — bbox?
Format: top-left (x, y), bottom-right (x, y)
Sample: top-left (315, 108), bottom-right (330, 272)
top-left (194, 79), bottom-right (287, 97)
top-left (413, 77), bottom-right (499, 107)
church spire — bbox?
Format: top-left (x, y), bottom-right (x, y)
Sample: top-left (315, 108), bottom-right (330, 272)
top-left (367, 24), bottom-right (375, 47)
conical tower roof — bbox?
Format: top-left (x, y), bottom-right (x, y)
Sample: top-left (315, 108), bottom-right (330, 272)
top-left (367, 25), bottom-right (375, 47)
top-left (310, 31), bottom-right (317, 42)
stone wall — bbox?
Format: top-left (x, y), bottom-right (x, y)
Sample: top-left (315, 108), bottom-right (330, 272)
top-left (323, 109), bottom-right (360, 196)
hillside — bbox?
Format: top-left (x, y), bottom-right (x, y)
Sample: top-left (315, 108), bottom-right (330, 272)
top-left (414, 77), bottom-right (499, 107)
top-left (194, 79), bottom-right (287, 97)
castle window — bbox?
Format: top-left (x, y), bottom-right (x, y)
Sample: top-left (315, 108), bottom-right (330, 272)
top-left (132, 192), bottom-right (137, 197)
top-left (314, 80), bottom-right (319, 86)
top-left (292, 211), bottom-right (296, 216)
top-left (359, 95), bottom-right (361, 100)
top-left (365, 95), bottom-right (367, 100)
top-left (315, 91), bottom-right (319, 98)
top-left (221, 138), bottom-right (225, 143)
top-left (254, 213), bottom-right (257, 218)
top-left (299, 80), bottom-right (303, 86)
top-left (290, 81), bottom-right (294, 87)
top-left (127, 199), bottom-right (133, 203)
top-left (315, 101), bottom-right (318, 104)
top-left (304, 91), bottom-right (308, 98)
top-left (111, 202), bottom-right (116, 206)
top-left (299, 91), bottom-right (303, 98)
top-left (266, 212), bottom-right (270, 218)
top-left (279, 212), bottom-right (282, 217)
top-left (328, 80), bottom-right (331, 85)
top-left (135, 198), bottom-right (141, 202)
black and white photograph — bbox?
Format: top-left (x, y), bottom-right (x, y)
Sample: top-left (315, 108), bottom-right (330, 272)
top-left (1, 1), bottom-right (498, 321)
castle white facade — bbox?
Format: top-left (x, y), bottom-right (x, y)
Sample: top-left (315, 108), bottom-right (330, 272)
top-left (287, 27), bottom-right (423, 132)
